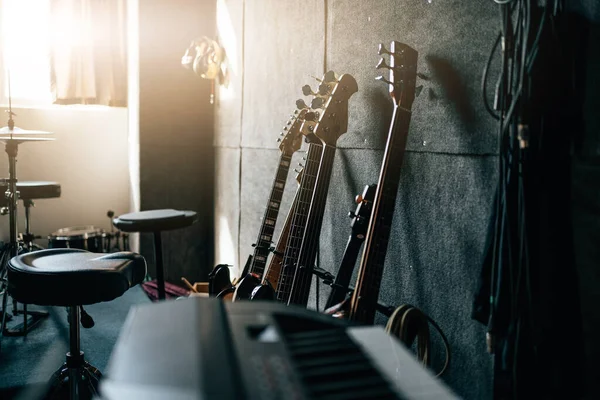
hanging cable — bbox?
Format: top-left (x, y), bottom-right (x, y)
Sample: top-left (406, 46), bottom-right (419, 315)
top-left (385, 304), bottom-right (451, 377)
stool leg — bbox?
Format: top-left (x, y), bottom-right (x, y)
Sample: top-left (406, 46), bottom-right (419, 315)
top-left (68, 306), bottom-right (81, 400)
top-left (153, 232), bottom-right (165, 301)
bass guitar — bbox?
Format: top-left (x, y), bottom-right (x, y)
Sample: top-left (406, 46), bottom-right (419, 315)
top-left (348, 42), bottom-right (418, 324)
top-left (283, 72), bottom-right (358, 306)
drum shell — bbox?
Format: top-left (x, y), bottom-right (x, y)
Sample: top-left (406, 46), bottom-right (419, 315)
top-left (48, 226), bottom-right (104, 252)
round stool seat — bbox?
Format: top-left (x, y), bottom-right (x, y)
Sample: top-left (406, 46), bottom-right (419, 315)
top-left (0, 181), bottom-right (61, 207)
top-left (112, 209), bottom-right (197, 233)
top-left (7, 248), bottom-right (147, 306)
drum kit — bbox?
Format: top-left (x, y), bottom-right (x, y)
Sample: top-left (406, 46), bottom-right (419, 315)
top-left (0, 105), bottom-right (128, 338)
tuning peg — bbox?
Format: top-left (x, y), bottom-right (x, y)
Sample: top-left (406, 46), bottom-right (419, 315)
top-left (277, 138), bottom-right (282, 142)
top-left (294, 168), bottom-right (302, 173)
top-left (317, 83), bottom-right (329, 95)
top-left (378, 43), bottom-right (391, 55)
top-left (302, 156), bottom-right (306, 161)
top-left (348, 211), bottom-right (357, 219)
top-left (311, 97), bottom-right (325, 109)
top-left (302, 85), bottom-right (316, 96)
top-left (296, 99), bottom-right (307, 110)
top-left (375, 75), bottom-right (393, 86)
top-left (323, 70), bottom-right (336, 82)
top-left (304, 111), bottom-right (317, 122)
top-left (376, 58), bottom-right (391, 70)
top-left (355, 194), bottom-right (365, 204)
top-left (298, 162), bottom-right (304, 167)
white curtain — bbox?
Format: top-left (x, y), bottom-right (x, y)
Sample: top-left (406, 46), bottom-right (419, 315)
top-left (50, 0), bottom-right (127, 106)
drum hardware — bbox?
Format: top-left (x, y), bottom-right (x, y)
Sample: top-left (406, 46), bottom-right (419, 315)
top-left (20, 199), bottom-right (45, 252)
top-left (0, 97), bottom-right (55, 341)
top-left (103, 210), bottom-right (129, 253)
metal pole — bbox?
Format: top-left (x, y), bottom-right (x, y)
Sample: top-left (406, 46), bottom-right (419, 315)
top-left (153, 232), bottom-right (165, 301)
top-left (69, 306), bottom-right (80, 400)
top-left (6, 142), bottom-right (18, 258)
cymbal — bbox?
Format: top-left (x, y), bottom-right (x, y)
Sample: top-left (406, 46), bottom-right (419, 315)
top-left (0, 136), bottom-right (55, 144)
top-left (0, 126), bottom-right (54, 135)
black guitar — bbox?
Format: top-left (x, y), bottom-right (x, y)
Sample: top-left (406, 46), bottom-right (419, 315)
top-left (349, 42), bottom-right (418, 324)
top-left (282, 72), bottom-right (359, 307)
top-left (324, 184), bottom-right (377, 309)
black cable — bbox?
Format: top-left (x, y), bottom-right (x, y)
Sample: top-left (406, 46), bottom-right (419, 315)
top-left (482, 32), bottom-right (501, 120)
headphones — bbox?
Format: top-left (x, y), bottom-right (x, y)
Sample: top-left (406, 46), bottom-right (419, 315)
top-left (181, 36), bottom-right (227, 81)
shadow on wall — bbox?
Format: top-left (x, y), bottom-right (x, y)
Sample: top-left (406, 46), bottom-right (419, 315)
top-left (426, 55), bottom-right (477, 134)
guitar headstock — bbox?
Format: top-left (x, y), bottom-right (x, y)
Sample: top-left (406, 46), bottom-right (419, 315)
top-left (277, 108), bottom-right (308, 155)
top-left (376, 41), bottom-right (418, 109)
top-left (299, 71), bottom-right (358, 146)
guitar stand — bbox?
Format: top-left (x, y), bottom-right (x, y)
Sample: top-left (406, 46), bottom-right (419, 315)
top-left (308, 266), bottom-right (395, 317)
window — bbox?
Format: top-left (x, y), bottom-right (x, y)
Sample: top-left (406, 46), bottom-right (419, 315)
top-left (0, 0), bottom-right (128, 108)
top-left (1, 0), bottom-right (53, 106)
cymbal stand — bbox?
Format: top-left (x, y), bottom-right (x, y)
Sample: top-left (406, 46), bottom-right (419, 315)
top-left (0, 120), bottom-right (48, 340)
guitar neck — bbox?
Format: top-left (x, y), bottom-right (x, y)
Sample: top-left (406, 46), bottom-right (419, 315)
top-left (275, 142), bottom-right (323, 303)
top-left (287, 144), bottom-right (338, 306)
top-left (263, 188), bottom-right (298, 289)
top-left (349, 105), bottom-right (413, 324)
top-left (325, 233), bottom-right (365, 309)
top-left (249, 152), bottom-right (293, 277)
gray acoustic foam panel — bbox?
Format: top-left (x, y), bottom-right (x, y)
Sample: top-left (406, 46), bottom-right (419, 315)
top-left (239, 148), bottom-right (306, 269)
top-left (327, 0), bottom-right (500, 153)
top-left (214, 0), bottom-right (244, 147)
top-left (241, 0), bottom-right (325, 149)
top-left (214, 147), bottom-right (241, 271)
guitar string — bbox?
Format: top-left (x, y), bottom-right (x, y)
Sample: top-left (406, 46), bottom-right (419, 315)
top-left (288, 91), bottom-right (338, 305)
top-left (289, 144), bottom-right (336, 305)
top-left (276, 142), bottom-right (321, 302)
top-left (280, 143), bottom-right (321, 301)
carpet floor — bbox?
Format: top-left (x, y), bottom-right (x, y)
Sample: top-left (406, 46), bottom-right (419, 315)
top-left (0, 286), bottom-right (150, 398)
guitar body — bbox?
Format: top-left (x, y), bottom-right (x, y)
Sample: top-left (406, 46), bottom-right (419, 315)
top-left (233, 273), bottom-right (262, 301)
top-left (249, 282), bottom-right (275, 300)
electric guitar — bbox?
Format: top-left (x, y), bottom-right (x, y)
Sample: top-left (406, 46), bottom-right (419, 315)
top-left (248, 169), bottom-right (302, 300)
top-left (282, 72), bottom-right (359, 306)
top-left (324, 184), bottom-right (377, 309)
top-left (211, 110), bottom-right (306, 299)
top-left (348, 42), bottom-right (418, 324)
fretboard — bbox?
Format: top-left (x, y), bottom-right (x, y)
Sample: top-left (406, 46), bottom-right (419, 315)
top-left (287, 144), bottom-right (337, 306)
top-left (263, 189), bottom-right (298, 289)
top-left (275, 142), bottom-right (323, 303)
top-left (249, 152), bottom-right (293, 277)
top-left (349, 105), bottom-right (412, 324)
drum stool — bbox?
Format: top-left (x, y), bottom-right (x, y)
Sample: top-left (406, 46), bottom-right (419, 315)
top-left (112, 209), bottom-right (197, 301)
top-left (2, 248), bottom-right (146, 399)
